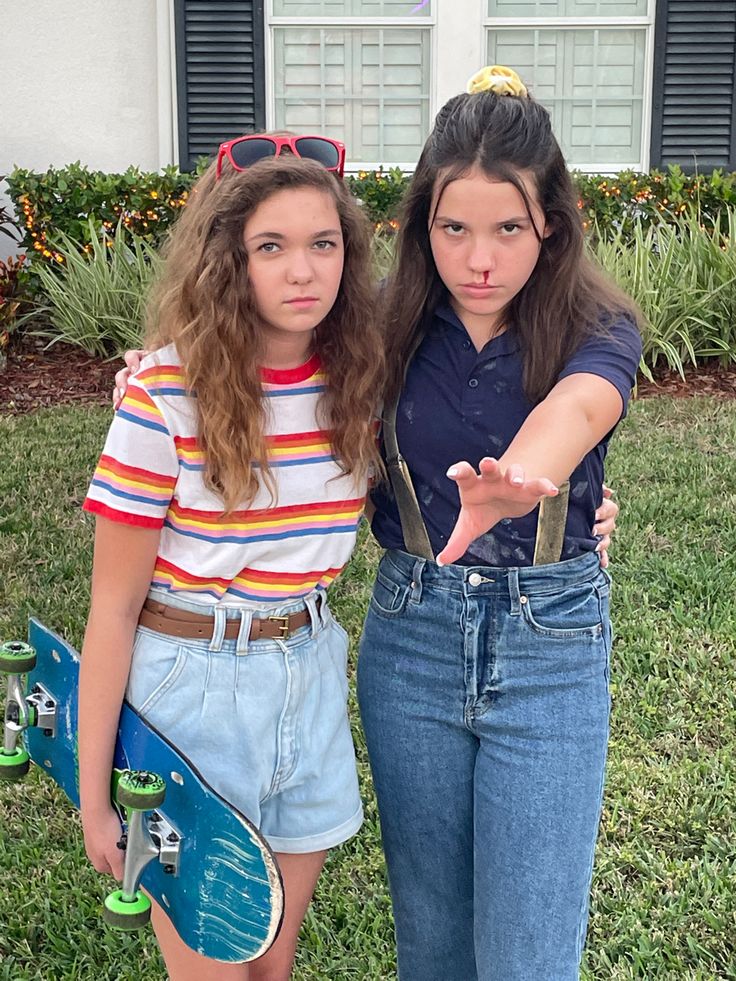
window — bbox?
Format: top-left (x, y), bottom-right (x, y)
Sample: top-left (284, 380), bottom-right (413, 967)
top-left (485, 0), bottom-right (654, 171)
top-left (268, 1), bottom-right (433, 168)
top-left (265, 0), bottom-right (655, 172)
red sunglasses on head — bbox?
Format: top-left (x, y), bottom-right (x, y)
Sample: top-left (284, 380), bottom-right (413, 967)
top-left (216, 134), bottom-right (346, 179)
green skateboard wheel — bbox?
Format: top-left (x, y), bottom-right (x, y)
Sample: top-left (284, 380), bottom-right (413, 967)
top-left (103, 889), bottom-right (152, 930)
top-left (0, 747), bottom-right (31, 781)
top-left (114, 770), bottom-right (166, 811)
top-left (0, 641), bottom-right (36, 674)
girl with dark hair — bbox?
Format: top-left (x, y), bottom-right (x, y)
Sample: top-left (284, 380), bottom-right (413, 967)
top-left (79, 148), bottom-right (384, 980)
top-left (359, 66), bottom-right (642, 980)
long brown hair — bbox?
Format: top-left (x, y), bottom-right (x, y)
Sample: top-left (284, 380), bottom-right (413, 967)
top-left (383, 88), bottom-right (640, 405)
top-left (146, 155), bottom-right (383, 511)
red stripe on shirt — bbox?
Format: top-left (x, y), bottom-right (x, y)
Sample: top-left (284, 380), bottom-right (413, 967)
top-left (83, 499), bottom-right (164, 529)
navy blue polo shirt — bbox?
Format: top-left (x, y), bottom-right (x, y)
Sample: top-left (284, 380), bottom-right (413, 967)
top-left (371, 302), bottom-right (642, 566)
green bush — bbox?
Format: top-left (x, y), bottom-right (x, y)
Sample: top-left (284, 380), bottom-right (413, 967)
top-left (347, 163), bottom-right (736, 234)
top-left (345, 166), bottom-right (409, 227)
top-left (592, 208), bottom-right (736, 376)
top-left (6, 162), bottom-right (195, 273)
top-left (8, 162), bottom-right (412, 279)
top-left (32, 221), bottom-right (161, 357)
top-left (6, 161), bottom-right (736, 370)
top-left (575, 165), bottom-right (736, 239)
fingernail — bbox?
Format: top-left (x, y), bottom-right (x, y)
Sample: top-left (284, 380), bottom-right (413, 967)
top-left (446, 467), bottom-right (458, 478)
top-left (595, 543), bottom-right (602, 552)
top-left (511, 476), bottom-right (523, 485)
top-left (436, 556), bottom-right (445, 567)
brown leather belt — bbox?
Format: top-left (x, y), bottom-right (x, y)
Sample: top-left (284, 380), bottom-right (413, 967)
top-left (139, 598), bottom-right (312, 641)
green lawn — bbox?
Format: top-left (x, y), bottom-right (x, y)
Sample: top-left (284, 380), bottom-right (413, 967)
top-left (0, 397), bottom-right (735, 980)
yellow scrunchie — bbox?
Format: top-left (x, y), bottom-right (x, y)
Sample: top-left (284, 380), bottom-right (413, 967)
top-left (466, 65), bottom-right (528, 98)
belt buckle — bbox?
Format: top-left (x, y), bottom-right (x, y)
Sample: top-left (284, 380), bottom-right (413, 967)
top-left (268, 615), bottom-right (290, 639)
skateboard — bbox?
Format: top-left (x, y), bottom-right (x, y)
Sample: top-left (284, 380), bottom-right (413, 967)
top-left (0, 618), bottom-right (284, 963)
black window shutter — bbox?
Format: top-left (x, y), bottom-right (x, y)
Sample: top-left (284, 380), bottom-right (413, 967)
top-left (174, 0), bottom-right (266, 171)
top-left (650, 0), bottom-right (736, 171)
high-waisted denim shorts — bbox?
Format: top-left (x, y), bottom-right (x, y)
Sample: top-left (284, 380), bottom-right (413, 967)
top-left (125, 588), bottom-right (363, 854)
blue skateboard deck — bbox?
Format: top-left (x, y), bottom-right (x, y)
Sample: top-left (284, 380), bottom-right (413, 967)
top-left (23, 618), bottom-right (284, 962)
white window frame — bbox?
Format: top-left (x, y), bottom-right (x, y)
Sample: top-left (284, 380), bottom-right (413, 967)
top-left (484, 0), bottom-right (656, 172)
top-left (265, 1), bottom-right (441, 171)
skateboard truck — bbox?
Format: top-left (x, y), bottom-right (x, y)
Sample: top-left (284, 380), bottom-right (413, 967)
top-left (0, 641), bottom-right (56, 781)
top-left (105, 769), bottom-right (183, 930)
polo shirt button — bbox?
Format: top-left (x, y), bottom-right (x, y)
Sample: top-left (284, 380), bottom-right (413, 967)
top-left (468, 378), bottom-right (479, 388)
top-left (468, 573), bottom-right (483, 586)
top-left (462, 340), bottom-right (471, 350)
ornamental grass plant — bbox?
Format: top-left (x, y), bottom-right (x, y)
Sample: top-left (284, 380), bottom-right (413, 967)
top-left (592, 208), bottom-right (736, 377)
top-left (7, 162), bottom-right (735, 273)
top-left (371, 231), bottom-right (396, 280)
top-left (32, 221), bottom-right (160, 357)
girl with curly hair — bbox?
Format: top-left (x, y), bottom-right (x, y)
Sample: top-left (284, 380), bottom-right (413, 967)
top-left (80, 144), bottom-right (384, 981)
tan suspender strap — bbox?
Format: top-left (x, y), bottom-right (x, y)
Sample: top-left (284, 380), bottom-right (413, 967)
top-left (532, 481), bottom-right (570, 566)
top-left (382, 392), bottom-right (435, 561)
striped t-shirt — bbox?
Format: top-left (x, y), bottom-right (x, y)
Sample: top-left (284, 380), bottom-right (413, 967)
top-left (83, 344), bottom-right (367, 606)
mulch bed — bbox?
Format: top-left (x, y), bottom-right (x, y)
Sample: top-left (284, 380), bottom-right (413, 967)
top-left (636, 359), bottom-right (736, 400)
top-left (0, 338), bottom-right (114, 416)
top-left (1, 335), bottom-right (736, 416)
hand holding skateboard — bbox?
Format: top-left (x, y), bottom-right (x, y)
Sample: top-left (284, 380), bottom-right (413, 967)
top-left (82, 802), bottom-right (127, 881)
top-left (1, 620), bottom-right (284, 961)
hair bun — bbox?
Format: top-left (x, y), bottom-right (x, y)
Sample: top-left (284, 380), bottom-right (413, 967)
top-left (466, 65), bottom-right (528, 98)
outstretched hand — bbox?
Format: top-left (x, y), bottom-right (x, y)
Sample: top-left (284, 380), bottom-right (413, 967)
top-left (436, 457), bottom-right (558, 567)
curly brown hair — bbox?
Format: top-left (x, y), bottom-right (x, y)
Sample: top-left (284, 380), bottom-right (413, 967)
top-left (145, 155), bottom-right (384, 511)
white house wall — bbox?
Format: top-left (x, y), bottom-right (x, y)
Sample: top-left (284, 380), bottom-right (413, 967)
top-left (1, 0), bottom-right (176, 255)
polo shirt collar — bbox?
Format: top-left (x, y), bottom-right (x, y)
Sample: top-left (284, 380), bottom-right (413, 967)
top-left (432, 301), bottom-right (520, 357)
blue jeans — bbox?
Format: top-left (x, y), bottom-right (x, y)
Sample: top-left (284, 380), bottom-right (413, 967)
top-left (357, 549), bottom-right (612, 981)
